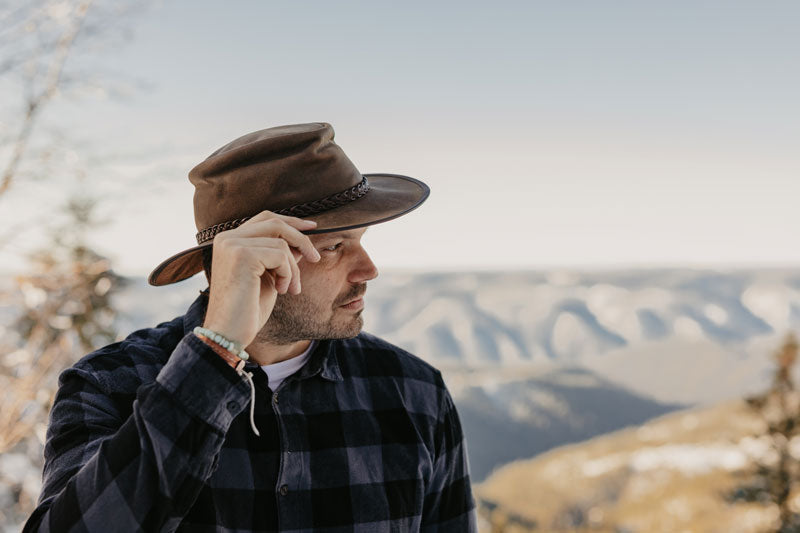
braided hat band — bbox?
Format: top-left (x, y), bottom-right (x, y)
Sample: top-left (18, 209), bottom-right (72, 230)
top-left (195, 176), bottom-right (370, 245)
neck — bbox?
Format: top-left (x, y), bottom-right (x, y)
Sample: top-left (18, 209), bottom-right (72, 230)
top-left (245, 339), bottom-right (312, 366)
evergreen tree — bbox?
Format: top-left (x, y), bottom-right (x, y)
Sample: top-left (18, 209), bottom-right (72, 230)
top-left (730, 334), bottom-right (800, 532)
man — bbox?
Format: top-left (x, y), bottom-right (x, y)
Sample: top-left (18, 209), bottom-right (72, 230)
top-left (24, 123), bottom-right (477, 532)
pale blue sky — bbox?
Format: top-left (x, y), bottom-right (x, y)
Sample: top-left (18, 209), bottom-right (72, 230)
top-left (3, 1), bottom-right (799, 275)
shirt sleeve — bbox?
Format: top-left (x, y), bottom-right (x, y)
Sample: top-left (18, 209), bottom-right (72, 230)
top-left (23, 333), bottom-right (252, 533)
top-left (421, 382), bottom-right (478, 532)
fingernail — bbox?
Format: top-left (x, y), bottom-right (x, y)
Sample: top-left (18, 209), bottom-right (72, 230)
top-left (303, 219), bottom-right (317, 225)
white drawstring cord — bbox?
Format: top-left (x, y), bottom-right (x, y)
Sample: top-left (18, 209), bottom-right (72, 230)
top-left (236, 364), bottom-right (260, 436)
top-left (194, 331), bottom-right (261, 437)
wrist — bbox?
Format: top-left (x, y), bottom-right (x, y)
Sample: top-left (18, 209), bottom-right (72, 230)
top-left (193, 326), bottom-right (249, 371)
top-left (194, 326), bottom-right (248, 359)
top-left (200, 313), bottom-right (251, 352)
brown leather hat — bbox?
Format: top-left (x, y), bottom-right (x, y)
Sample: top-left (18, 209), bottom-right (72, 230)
top-left (148, 122), bottom-right (429, 286)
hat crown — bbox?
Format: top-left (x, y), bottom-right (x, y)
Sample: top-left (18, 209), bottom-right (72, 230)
top-left (148, 122), bottom-right (430, 286)
top-left (189, 122), bottom-right (362, 231)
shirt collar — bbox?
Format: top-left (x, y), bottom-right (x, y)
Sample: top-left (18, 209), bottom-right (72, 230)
top-left (295, 338), bottom-right (343, 382)
top-left (182, 288), bottom-right (343, 383)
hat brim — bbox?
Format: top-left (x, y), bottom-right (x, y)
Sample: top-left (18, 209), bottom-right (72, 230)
top-left (148, 173), bottom-right (430, 286)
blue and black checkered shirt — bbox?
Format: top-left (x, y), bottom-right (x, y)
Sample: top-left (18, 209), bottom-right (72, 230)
top-left (24, 291), bottom-right (476, 532)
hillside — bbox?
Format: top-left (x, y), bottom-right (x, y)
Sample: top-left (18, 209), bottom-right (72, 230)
top-left (476, 399), bottom-right (784, 532)
top-left (447, 366), bottom-right (684, 481)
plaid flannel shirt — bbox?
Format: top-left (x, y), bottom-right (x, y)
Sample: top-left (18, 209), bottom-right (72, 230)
top-left (24, 291), bottom-right (476, 532)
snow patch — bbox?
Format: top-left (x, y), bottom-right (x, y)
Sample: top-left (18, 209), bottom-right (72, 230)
top-left (673, 316), bottom-right (705, 340)
top-left (741, 283), bottom-right (795, 331)
top-left (552, 313), bottom-right (592, 359)
top-left (630, 444), bottom-right (748, 475)
top-left (704, 304), bottom-right (729, 326)
top-left (582, 453), bottom-right (627, 477)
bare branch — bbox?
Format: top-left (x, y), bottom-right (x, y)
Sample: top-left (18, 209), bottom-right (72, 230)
top-left (0, 0), bottom-right (94, 199)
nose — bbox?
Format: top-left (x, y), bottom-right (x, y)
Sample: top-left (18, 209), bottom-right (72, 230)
top-left (348, 245), bottom-right (379, 284)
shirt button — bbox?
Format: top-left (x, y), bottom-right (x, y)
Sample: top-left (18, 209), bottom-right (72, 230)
top-left (279, 484), bottom-right (289, 496)
top-left (272, 392), bottom-right (279, 405)
top-left (226, 401), bottom-right (238, 412)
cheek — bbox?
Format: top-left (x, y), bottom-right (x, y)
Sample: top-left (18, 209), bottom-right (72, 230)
top-left (298, 266), bottom-right (338, 299)
top-left (300, 255), bottom-right (335, 275)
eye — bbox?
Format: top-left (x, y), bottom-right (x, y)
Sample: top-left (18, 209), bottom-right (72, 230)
top-left (321, 242), bottom-right (343, 253)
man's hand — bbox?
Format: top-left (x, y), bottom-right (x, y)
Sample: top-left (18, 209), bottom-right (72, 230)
top-left (202, 211), bottom-right (321, 349)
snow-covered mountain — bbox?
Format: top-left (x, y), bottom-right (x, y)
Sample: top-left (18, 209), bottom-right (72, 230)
top-left (360, 269), bottom-right (800, 405)
top-left (362, 269), bottom-right (799, 366)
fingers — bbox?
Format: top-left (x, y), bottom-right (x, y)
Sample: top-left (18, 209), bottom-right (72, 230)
top-left (220, 237), bottom-right (302, 294)
top-left (261, 247), bottom-right (295, 294)
top-left (267, 239), bottom-right (300, 294)
top-left (203, 211), bottom-right (319, 347)
top-left (235, 215), bottom-right (321, 263)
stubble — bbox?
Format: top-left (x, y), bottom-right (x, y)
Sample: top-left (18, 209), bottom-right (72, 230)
top-left (255, 284), bottom-right (366, 345)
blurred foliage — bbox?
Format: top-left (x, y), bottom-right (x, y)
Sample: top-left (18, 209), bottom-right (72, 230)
top-left (730, 334), bottom-right (800, 532)
top-left (0, 1), bottom-right (145, 528)
top-left (0, 196), bottom-right (123, 525)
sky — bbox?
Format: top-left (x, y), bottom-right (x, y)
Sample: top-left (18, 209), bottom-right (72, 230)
top-left (2, 1), bottom-right (799, 277)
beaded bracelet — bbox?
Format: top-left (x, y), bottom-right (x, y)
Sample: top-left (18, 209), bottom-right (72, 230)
top-left (194, 332), bottom-right (246, 372)
top-left (193, 326), bottom-right (249, 361)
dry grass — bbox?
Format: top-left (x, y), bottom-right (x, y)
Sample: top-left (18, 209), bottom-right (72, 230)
top-left (476, 400), bottom-right (786, 532)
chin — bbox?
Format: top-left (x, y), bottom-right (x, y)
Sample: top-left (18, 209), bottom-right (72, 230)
top-left (329, 317), bottom-right (364, 339)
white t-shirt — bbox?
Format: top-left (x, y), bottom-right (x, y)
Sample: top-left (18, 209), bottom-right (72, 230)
top-left (260, 340), bottom-right (317, 391)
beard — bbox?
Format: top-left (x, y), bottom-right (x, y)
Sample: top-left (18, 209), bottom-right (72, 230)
top-left (254, 283), bottom-right (367, 345)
